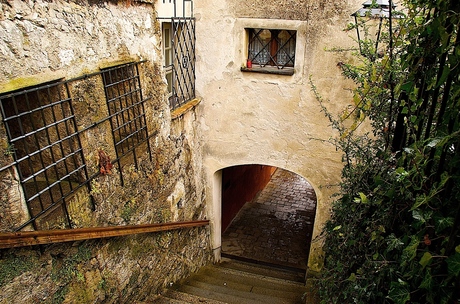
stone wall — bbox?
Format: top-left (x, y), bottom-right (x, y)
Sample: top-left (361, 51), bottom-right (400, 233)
top-left (0, 0), bottom-right (160, 85)
top-left (0, 0), bottom-right (211, 302)
top-left (0, 227), bottom-right (211, 303)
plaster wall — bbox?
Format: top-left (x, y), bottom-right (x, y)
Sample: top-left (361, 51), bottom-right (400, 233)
top-left (195, 0), bottom-right (363, 272)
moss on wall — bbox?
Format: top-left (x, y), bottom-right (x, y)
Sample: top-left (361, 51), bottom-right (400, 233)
top-left (0, 227), bottom-right (212, 303)
top-left (0, 251), bottom-right (37, 287)
top-left (0, 0), bottom-right (210, 301)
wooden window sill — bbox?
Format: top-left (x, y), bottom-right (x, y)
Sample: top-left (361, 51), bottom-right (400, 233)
top-left (171, 98), bottom-right (201, 119)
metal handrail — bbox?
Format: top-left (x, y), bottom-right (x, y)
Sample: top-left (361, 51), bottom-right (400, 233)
top-left (0, 220), bottom-right (209, 249)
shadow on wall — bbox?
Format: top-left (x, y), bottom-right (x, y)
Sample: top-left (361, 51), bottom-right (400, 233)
top-left (221, 165), bottom-right (276, 231)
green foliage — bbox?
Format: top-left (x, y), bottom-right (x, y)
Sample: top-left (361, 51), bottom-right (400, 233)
top-left (121, 199), bottom-right (137, 223)
top-left (316, 0), bottom-right (460, 303)
top-left (51, 244), bottom-right (92, 285)
top-left (0, 252), bottom-right (35, 287)
top-left (51, 286), bottom-right (69, 304)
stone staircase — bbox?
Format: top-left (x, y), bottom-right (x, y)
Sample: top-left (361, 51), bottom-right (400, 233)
top-left (152, 258), bottom-right (317, 303)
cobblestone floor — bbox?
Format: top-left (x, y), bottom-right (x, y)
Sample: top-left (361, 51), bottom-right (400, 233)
top-left (221, 168), bottom-right (317, 270)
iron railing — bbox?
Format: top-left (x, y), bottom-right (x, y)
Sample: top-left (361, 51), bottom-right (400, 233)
top-left (158, 1), bottom-right (196, 110)
top-left (161, 0), bottom-right (194, 19)
top-left (0, 81), bottom-right (92, 231)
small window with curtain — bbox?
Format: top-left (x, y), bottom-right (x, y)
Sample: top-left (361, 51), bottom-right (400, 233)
top-left (242, 28), bottom-right (296, 76)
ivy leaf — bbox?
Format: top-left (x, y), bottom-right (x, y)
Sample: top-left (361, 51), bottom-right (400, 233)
top-left (387, 234), bottom-right (404, 251)
top-left (400, 82), bottom-right (413, 92)
top-left (412, 210), bottom-right (432, 223)
top-left (419, 252), bottom-right (432, 269)
top-left (456, 245), bottom-right (460, 253)
top-left (333, 225), bottom-right (342, 231)
top-left (401, 236), bottom-right (419, 266)
top-left (359, 192), bottom-right (368, 203)
top-left (427, 138), bottom-right (441, 148)
top-left (411, 194), bottom-right (427, 210)
top-left (435, 216), bottom-right (454, 234)
top-left (418, 269), bottom-right (434, 290)
top-left (388, 281), bottom-right (410, 304)
top-left (347, 273), bottom-right (357, 282)
top-left (446, 253), bottom-right (460, 276)
top-left (354, 192), bottom-right (369, 204)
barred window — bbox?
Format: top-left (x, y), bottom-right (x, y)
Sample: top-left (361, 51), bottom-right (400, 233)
top-left (246, 28), bottom-right (296, 72)
top-left (0, 81), bottom-right (90, 230)
top-left (165, 18), bottom-right (196, 111)
top-left (101, 62), bottom-right (151, 184)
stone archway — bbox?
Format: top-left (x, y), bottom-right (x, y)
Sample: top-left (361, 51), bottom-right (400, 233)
top-left (218, 165), bottom-right (317, 271)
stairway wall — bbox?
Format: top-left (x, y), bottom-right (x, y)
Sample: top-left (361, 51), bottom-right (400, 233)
top-left (0, 1), bottom-right (212, 302)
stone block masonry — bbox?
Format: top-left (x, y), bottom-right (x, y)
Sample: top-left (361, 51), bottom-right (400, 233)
top-left (0, 0), bottom-right (211, 302)
top-left (0, 0), bottom-right (160, 84)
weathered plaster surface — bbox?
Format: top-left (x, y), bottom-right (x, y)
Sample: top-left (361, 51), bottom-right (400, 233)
top-left (0, 0), bottom-right (160, 86)
top-left (195, 0), bottom-right (363, 272)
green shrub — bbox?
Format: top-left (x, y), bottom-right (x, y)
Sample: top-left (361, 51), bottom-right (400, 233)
top-left (315, 0), bottom-right (460, 302)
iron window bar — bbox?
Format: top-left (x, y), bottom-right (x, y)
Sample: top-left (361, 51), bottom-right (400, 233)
top-left (248, 29), bottom-right (296, 70)
top-left (0, 81), bottom-right (92, 231)
top-left (170, 17), bottom-right (196, 110)
top-left (0, 60), bottom-right (153, 231)
top-left (101, 62), bottom-right (152, 185)
top-left (160, 0), bottom-right (194, 18)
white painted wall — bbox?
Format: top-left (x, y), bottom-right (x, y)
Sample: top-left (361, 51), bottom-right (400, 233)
top-left (195, 0), bottom-right (364, 272)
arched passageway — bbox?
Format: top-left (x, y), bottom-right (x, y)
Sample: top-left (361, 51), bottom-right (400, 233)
top-left (220, 165), bottom-right (317, 271)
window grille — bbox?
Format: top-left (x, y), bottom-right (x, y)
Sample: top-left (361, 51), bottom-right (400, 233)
top-left (0, 81), bottom-right (91, 231)
top-left (248, 29), bottom-right (296, 69)
top-left (0, 61), bottom-right (152, 231)
top-left (101, 62), bottom-right (152, 184)
top-left (159, 0), bottom-right (193, 19)
top-left (169, 17), bottom-right (196, 110)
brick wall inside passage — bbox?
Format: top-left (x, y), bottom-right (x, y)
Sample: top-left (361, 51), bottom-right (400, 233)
top-left (221, 165), bottom-right (276, 231)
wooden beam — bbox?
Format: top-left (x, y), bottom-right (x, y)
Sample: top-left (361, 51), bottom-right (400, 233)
top-left (0, 220), bottom-right (209, 249)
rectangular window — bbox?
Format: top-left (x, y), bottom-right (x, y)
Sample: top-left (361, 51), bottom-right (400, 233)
top-left (101, 62), bottom-right (151, 184)
top-left (245, 28), bottom-right (296, 75)
top-left (166, 18), bottom-right (196, 111)
top-left (0, 81), bottom-right (90, 230)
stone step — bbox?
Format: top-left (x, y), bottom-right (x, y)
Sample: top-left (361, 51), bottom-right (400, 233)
top-left (153, 289), bottom-right (226, 303)
top-left (219, 256), bottom-right (306, 283)
top-left (175, 281), bottom-right (294, 304)
top-left (155, 258), bottom-right (309, 304)
top-left (193, 265), bottom-right (307, 297)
